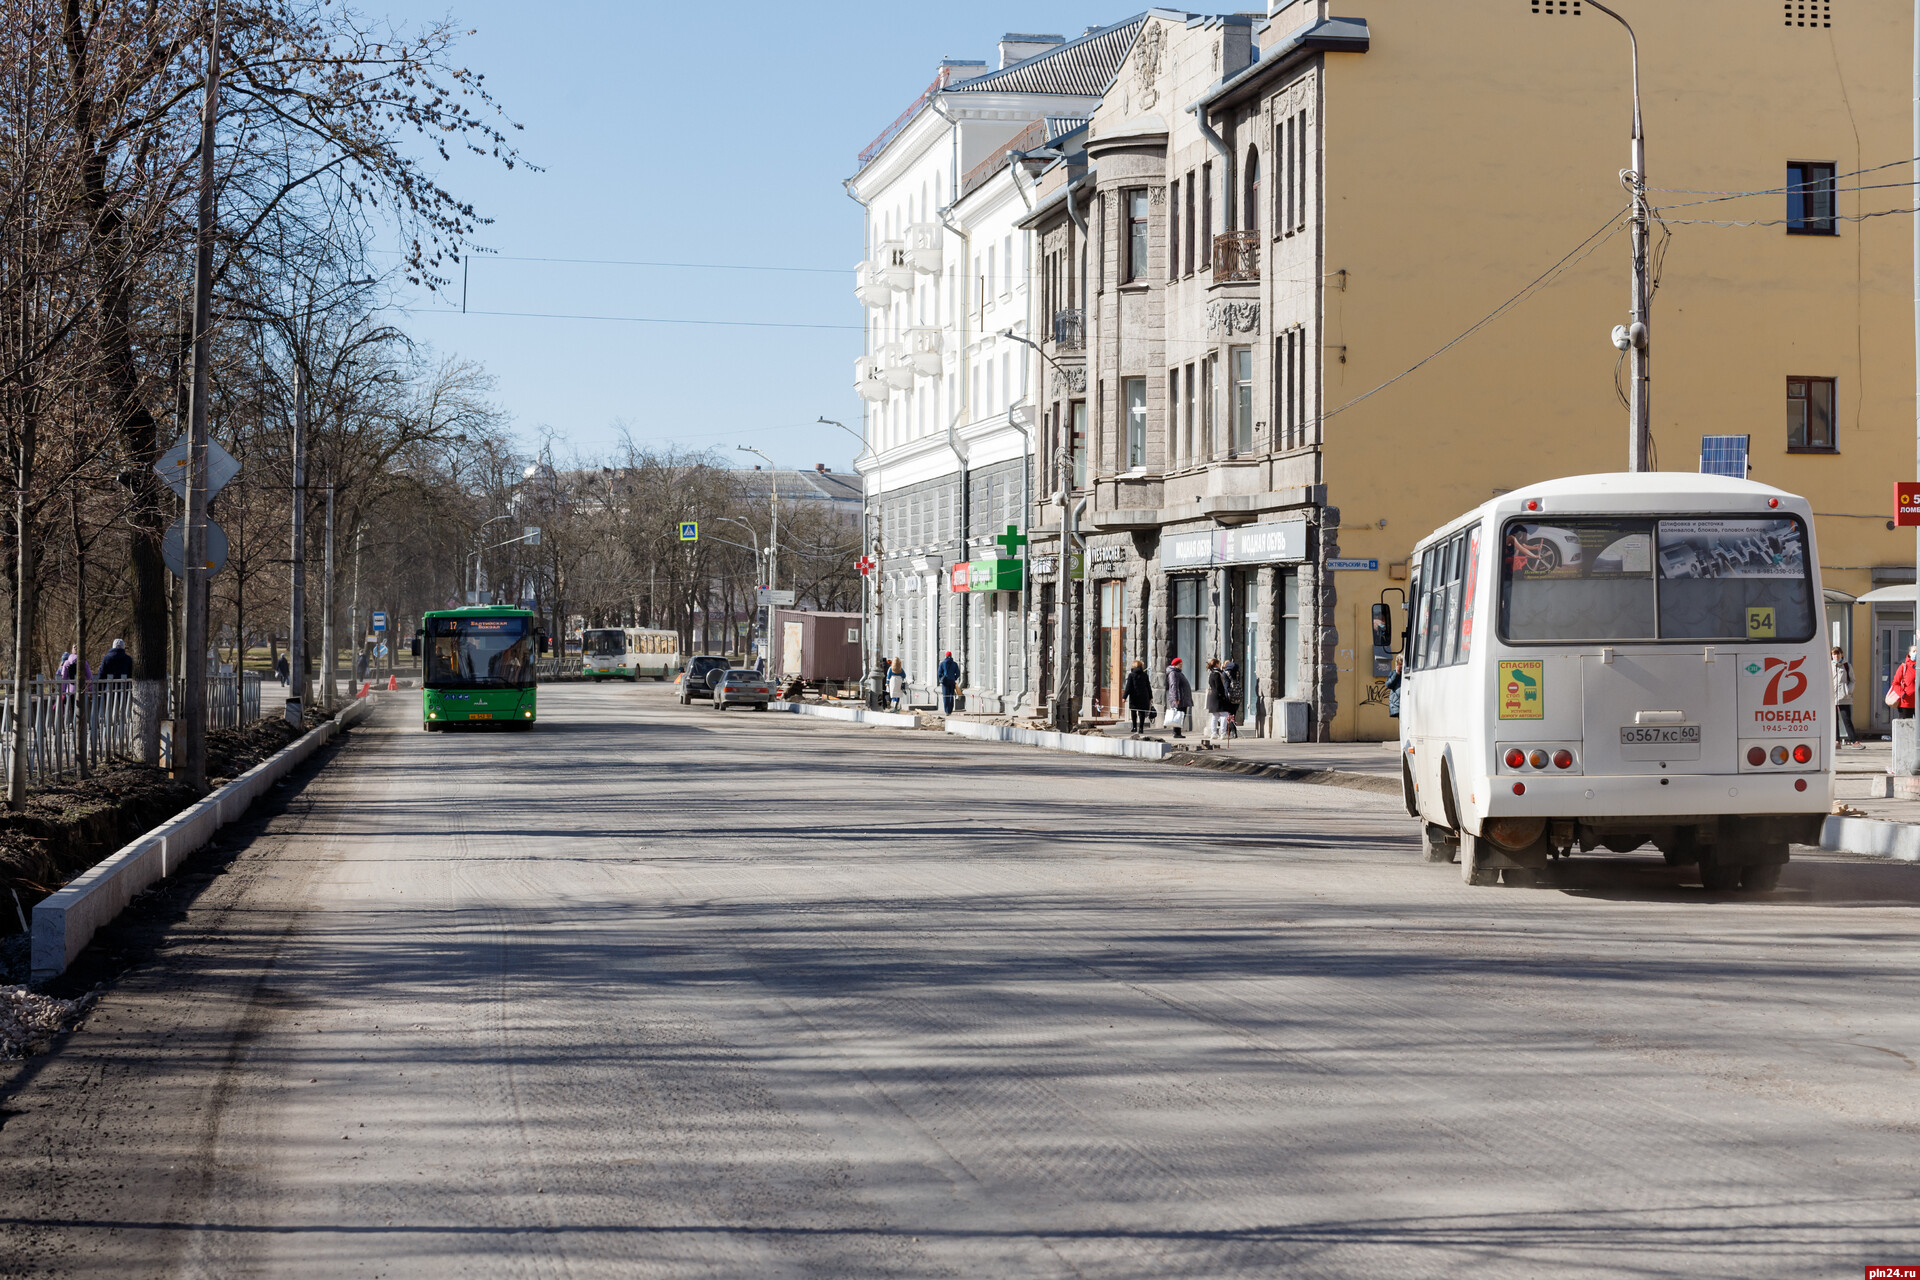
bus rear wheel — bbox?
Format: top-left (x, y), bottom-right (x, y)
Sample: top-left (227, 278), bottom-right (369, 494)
top-left (1459, 833), bottom-right (1499, 887)
top-left (1741, 863), bottom-right (1783, 893)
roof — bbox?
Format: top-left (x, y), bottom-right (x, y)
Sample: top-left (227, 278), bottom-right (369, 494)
top-left (948, 16), bottom-right (1147, 97)
top-left (736, 469), bottom-right (863, 505)
top-left (1196, 15), bottom-right (1370, 115)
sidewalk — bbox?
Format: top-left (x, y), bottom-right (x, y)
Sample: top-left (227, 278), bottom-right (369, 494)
top-left (1094, 721), bottom-right (1401, 775)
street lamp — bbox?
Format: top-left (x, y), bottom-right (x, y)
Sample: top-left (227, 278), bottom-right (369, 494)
top-left (736, 445), bottom-right (779, 595)
top-left (821, 416), bottom-right (885, 698)
top-left (716, 515), bottom-right (766, 658)
top-left (1582, 1), bottom-right (1652, 473)
top-left (1002, 327), bottom-right (1082, 730)
top-left (468, 513), bottom-right (512, 603)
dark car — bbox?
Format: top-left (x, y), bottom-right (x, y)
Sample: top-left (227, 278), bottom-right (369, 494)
top-left (713, 668), bottom-right (774, 711)
top-left (677, 655), bottom-right (732, 704)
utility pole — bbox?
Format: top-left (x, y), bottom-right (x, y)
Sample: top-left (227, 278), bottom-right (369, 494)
top-left (1588, 1), bottom-right (1651, 472)
top-left (321, 482), bottom-right (335, 712)
top-left (350, 522), bottom-right (363, 687)
top-left (178, 0), bottom-right (222, 791)
top-left (287, 367), bottom-right (306, 724)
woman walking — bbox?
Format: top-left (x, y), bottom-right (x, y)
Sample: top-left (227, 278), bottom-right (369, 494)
top-left (887, 657), bottom-right (907, 712)
top-left (1203, 658), bottom-right (1232, 750)
top-left (1164, 657), bottom-right (1193, 740)
top-left (1831, 646), bottom-right (1857, 748)
top-left (1122, 659), bottom-right (1154, 736)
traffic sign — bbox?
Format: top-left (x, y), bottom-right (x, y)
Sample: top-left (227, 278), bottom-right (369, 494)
top-left (522, 526), bottom-right (541, 546)
top-left (1327, 558), bottom-right (1380, 572)
top-left (161, 516), bottom-right (228, 577)
top-left (679, 521), bottom-right (698, 542)
top-left (371, 611), bottom-right (388, 632)
top-left (1897, 483), bottom-right (1920, 527)
top-left (154, 433), bottom-right (240, 502)
top-left (757, 588), bottom-right (796, 606)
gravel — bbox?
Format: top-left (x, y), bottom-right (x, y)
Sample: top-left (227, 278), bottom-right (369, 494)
top-left (0, 983), bottom-right (91, 1059)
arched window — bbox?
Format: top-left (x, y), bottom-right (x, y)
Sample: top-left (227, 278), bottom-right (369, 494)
top-left (1244, 147), bottom-right (1260, 232)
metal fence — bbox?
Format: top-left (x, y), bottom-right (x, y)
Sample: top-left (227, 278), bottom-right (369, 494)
top-left (0, 672), bottom-right (265, 788)
top-left (536, 655), bottom-right (583, 679)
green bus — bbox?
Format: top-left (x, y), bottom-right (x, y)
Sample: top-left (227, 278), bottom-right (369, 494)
top-left (422, 606), bottom-right (539, 731)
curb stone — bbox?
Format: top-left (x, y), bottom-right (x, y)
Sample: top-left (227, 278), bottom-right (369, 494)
top-left (29, 693), bottom-right (379, 982)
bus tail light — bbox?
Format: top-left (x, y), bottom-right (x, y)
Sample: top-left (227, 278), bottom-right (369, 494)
top-left (1795, 778), bottom-right (1808, 791)
top-left (1527, 749), bottom-right (1550, 770)
top-left (1511, 781), bottom-right (1526, 795)
top-left (1505, 748), bottom-right (1525, 769)
top-left (1770, 745), bottom-right (1790, 765)
top-left (1747, 746), bottom-right (1766, 766)
top-left (1552, 749), bottom-right (1573, 770)
top-left (1791, 743), bottom-right (1812, 765)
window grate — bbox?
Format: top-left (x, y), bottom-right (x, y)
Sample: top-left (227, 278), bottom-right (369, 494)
top-left (1784, 0), bottom-right (1831, 27)
top-left (1530, 1), bottom-right (1581, 12)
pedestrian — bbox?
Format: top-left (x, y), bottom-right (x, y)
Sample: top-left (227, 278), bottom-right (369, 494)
top-left (1387, 655), bottom-right (1404, 720)
top-left (56, 650), bottom-right (86, 694)
top-left (1223, 659), bottom-right (1243, 739)
top-left (274, 653), bottom-right (290, 686)
top-left (870, 655), bottom-right (890, 710)
top-left (937, 650), bottom-right (962, 715)
top-left (1122, 658), bottom-right (1154, 736)
top-left (1163, 656), bottom-right (1192, 740)
top-left (1831, 646), bottom-right (1856, 748)
top-left (888, 656), bottom-right (907, 712)
top-left (1886, 644), bottom-right (1916, 776)
top-left (97, 638), bottom-right (133, 681)
top-left (1203, 658), bottom-right (1232, 750)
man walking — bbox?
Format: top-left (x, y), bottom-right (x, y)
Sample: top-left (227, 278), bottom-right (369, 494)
top-left (937, 650), bottom-right (961, 715)
top-left (97, 639), bottom-right (133, 682)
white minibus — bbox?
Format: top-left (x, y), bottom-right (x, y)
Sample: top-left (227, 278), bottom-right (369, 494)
top-left (1400, 473), bottom-right (1831, 892)
top-left (581, 627), bottom-right (681, 681)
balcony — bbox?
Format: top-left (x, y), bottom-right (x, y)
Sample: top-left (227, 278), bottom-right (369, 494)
top-left (854, 261), bottom-right (891, 309)
top-left (854, 357), bottom-right (889, 403)
top-left (1051, 308), bottom-right (1085, 350)
top-left (906, 325), bottom-right (943, 375)
top-left (906, 223), bottom-right (943, 274)
top-left (1212, 230), bottom-right (1260, 283)
top-left (877, 240), bottom-right (914, 293)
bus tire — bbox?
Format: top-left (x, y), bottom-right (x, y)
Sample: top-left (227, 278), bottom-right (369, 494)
top-left (1401, 757), bottom-right (1420, 819)
top-left (1741, 863), bottom-right (1783, 893)
top-left (1699, 855), bottom-right (1742, 893)
top-left (1500, 866), bottom-right (1538, 889)
top-left (1422, 823), bottom-right (1458, 864)
top-left (1460, 832), bottom-right (1499, 886)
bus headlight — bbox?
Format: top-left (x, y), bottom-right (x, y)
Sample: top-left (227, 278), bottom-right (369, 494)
top-left (523, 710), bottom-right (532, 718)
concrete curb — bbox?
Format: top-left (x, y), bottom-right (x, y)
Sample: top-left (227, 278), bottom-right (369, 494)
top-left (1166, 750), bottom-right (1404, 796)
top-left (29, 694), bottom-right (379, 982)
top-left (1820, 815), bottom-right (1920, 862)
top-left (943, 719), bottom-right (1173, 760)
top-left (769, 701), bottom-right (922, 729)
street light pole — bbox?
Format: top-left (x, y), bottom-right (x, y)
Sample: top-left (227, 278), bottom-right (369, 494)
top-left (1586, 0), bottom-right (1652, 472)
top-left (179, 0), bottom-right (222, 789)
top-left (1003, 329), bottom-right (1081, 729)
top-left (737, 446), bottom-right (779, 596)
top-left (820, 415), bottom-right (882, 700)
top-left (287, 365), bottom-right (307, 725)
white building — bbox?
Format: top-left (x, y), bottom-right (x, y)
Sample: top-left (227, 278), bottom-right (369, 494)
top-left (847, 20), bottom-right (1146, 711)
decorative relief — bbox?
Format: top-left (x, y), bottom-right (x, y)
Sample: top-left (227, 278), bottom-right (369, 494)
top-left (1050, 365), bottom-right (1088, 398)
top-left (1148, 185), bottom-right (1167, 206)
top-left (1134, 23), bottom-right (1166, 109)
top-left (1206, 300), bottom-right (1261, 336)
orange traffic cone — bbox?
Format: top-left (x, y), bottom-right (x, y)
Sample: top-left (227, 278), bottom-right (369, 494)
top-left (358, 680), bottom-right (371, 698)
top-left (387, 674), bottom-right (398, 692)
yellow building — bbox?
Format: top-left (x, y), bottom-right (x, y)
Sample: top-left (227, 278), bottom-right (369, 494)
top-left (1030, 0), bottom-right (1914, 741)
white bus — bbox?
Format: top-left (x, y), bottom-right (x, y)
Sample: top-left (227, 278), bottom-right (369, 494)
top-left (1400, 473), bottom-right (1830, 893)
top-left (581, 627), bottom-right (682, 681)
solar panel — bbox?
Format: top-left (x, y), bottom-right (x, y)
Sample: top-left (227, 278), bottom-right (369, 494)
top-left (1699, 434), bottom-right (1750, 478)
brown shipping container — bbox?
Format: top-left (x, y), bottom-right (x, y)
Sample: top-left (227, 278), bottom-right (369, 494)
top-left (772, 610), bottom-right (864, 683)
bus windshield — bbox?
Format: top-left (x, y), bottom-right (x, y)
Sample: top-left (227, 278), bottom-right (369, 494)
top-left (1500, 516), bottom-right (1815, 643)
top-left (427, 615), bottom-right (535, 688)
top-left (583, 629), bottom-right (625, 657)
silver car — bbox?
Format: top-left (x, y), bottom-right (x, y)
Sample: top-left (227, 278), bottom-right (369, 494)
top-left (713, 668), bottom-right (773, 711)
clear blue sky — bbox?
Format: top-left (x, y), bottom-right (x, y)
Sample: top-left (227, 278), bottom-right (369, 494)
top-left (382, 1), bottom-right (1137, 471)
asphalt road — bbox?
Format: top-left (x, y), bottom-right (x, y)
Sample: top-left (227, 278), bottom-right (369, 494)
top-left (5, 682), bottom-right (1920, 1278)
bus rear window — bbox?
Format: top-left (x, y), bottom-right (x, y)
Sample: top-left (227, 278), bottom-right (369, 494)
top-left (1500, 516), bottom-right (1813, 643)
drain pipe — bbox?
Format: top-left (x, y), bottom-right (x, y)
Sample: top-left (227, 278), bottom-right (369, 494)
top-left (1059, 493), bottom-right (1089, 730)
top-left (1191, 103), bottom-right (1236, 234)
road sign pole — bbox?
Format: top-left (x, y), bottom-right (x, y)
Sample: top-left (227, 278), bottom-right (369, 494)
top-left (287, 367), bottom-right (307, 725)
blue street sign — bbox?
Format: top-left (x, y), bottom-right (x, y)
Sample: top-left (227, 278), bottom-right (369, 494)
top-left (679, 521), bottom-right (699, 542)
top-left (371, 611), bottom-right (388, 632)
top-left (1327, 558), bottom-right (1380, 572)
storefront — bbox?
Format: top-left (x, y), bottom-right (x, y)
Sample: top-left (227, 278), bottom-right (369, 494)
top-left (949, 554), bottom-right (1028, 715)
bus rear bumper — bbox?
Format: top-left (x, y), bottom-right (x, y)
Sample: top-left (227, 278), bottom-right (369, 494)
top-left (1468, 771), bottom-right (1831, 833)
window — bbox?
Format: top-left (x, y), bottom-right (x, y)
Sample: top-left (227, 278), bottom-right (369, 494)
top-left (1200, 355), bottom-right (1216, 459)
top-left (1293, 112), bottom-right (1307, 233)
top-left (1003, 234), bottom-right (1013, 295)
top-left (985, 246), bottom-right (996, 309)
top-left (1169, 178), bottom-right (1181, 282)
top-left (984, 361), bottom-right (994, 415)
top-left (1184, 172), bottom-right (1196, 275)
top-left (1279, 570), bottom-right (1300, 698)
top-left (1230, 346), bottom-right (1254, 454)
top-left (1184, 362), bottom-right (1197, 465)
top-left (1071, 399), bottom-right (1088, 488)
top-left (1787, 376), bottom-right (1836, 451)
top-left (1279, 117), bottom-right (1292, 235)
top-left (1498, 516), bottom-right (1815, 643)
top-left (1201, 162), bottom-right (1213, 268)
top-left (1410, 525), bottom-right (1479, 670)
top-left (1244, 147), bottom-right (1260, 233)
top-left (1171, 576), bottom-right (1207, 671)
top-left (1125, 189), bottom-right (1149, 283)
top-left (1277, 331), bottom-right (1297, 449)
top-left (1167, 368), bottom-right (1181, 466)
top-left (1124, 378), bottom-right (1147, 469)
top-left (1787, 161), bottom-right (1836, 234)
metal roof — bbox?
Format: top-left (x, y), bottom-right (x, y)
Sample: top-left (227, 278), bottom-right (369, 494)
top-left (948, 16), bottom-right (1147, 97)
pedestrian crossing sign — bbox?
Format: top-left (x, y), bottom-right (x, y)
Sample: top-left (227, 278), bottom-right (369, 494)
top-left (679, 521), bottom-right (698, 542)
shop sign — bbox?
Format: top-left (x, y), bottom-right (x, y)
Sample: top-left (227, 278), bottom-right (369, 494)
top-left (1899, 482), bottom-right (1920, 527)
top-left (1163, 530), bottom-right (1218, 570)
top-left (1222, 517), bottom-right (1307, 565)
top-left (948, 562), bottom-right (971, 593)
top-left (967, 557), bottom-right (1025, 593)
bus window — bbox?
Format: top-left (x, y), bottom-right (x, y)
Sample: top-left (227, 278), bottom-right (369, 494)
top-left (1440, 532), bottom-right (1466, 666)
top-left (1458, 526), bottom-right (1482, 661)
top-left (1656, 518), bottom-right (1814, 641)
top-left (1502, 518), bottom-right (1656, 641)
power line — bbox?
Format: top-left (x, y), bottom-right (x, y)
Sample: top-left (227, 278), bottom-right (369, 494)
top-left (476, 253), bottom-right (846, 275)
top-left (409, 306), bottom-right (863, 332)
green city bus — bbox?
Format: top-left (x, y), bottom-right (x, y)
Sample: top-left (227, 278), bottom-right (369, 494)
top-left (421, 606), bottom-right (539, 731)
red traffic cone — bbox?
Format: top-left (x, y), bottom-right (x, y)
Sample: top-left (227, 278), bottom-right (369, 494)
top-left (387, 673), bottom-right (398, 692)
top-left (358, 680), bottom-right (371, 698)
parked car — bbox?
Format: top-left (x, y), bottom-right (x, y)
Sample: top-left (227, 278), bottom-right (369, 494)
top-left (713, 668), bottom-right (774, 711)
top-left (677, 655), bottom-right (732, 704)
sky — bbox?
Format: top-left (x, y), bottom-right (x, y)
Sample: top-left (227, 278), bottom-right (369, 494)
top-left (378, 1), bottom-right (1141, 473)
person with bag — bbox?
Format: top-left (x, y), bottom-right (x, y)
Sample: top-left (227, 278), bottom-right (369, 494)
top-left (1831, 646), bottom-right (1857, 748)
top-left (1122, 659), bottom-right (1154, 737)
top-left (1223, 659), bottom-right (1243, 739)
top-left (888, 657), bottom-right (908, 712)
top-left (937, 650), bottom-right (962, 714)
top-left (1203, 658), bottom-right (1232, 750)
top-left (1163, 657), bottom-right (1192, 740)
top-left (1886, 644), bottom-right (1915, 720)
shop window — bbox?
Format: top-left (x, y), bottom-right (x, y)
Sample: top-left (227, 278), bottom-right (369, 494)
top-left (1787, 376), bottom-right (1836, 451)
top-left (1171, 576), bottom-right (1207, 672)
top-left (1279, 570), bottom-right (1300, 699)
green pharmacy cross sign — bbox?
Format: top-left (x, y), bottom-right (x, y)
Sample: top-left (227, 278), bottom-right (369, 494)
top-left (994, 524), bottom-right (1027, 557)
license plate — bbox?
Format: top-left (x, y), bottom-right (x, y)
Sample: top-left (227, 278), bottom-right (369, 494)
top-left (1620, 725), bottom-right (1699, 744)
top-left (468, 712), bottom-right (493, 720)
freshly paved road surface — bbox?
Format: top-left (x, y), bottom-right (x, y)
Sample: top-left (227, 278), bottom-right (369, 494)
top-left (5, 683), bottom-right (1920, 1278)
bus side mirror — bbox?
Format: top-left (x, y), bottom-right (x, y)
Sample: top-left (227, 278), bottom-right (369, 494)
top-left (409, 633), bottom-right (422, 657)
top-left (1371, 603), bottom-right (1393, 652)
top-left (537, 632), bottom-right (550, 654)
